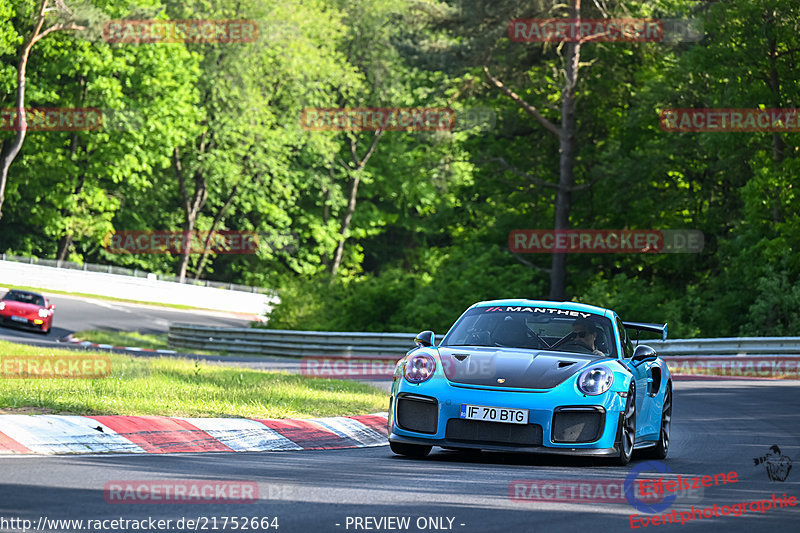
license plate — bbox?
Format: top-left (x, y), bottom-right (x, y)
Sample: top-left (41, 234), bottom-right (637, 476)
top-left (10, 316), bottom-right (27, 323)
top-left (460, 404), bottom-right (528, 424)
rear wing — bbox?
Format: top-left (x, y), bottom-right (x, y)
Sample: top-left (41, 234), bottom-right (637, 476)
top-left (623, 321), bottom-right (668, 341)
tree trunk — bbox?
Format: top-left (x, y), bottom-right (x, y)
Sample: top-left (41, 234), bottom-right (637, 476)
top-left (174, 147), bottom-right (207, 283)
top-left (0, 3), bottom-right (47, 221)
top-left (484, 0), bottom-right (584, 301)
top-left (330, 131), bottom-right (383, 279)
top-left (56, 234), bottom-right (73, 262)
top-left (331, 171), bottom-right (361, 278)
top-left (321, 169), bottom-right (333, 268)
top-left (549, 0), bottom-right (581, 301)
top-left (193, 185), bottom-right (238, 281)
top-left (0, 0), bottom-right (85, 221)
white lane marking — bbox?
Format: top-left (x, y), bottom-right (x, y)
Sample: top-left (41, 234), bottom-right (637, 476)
top-left (82, 299), bottom-right (133, 313)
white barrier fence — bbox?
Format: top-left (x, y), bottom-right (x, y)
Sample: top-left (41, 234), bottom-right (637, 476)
top-left (0, 260), bottom-right (275, 315)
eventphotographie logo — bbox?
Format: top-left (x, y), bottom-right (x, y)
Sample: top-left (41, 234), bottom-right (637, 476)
top-left (754, 445), bottom-right (793, 482)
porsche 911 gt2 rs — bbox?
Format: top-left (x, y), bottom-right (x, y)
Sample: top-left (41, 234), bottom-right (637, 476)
top-left (388, 300), bottom-right (671, 465)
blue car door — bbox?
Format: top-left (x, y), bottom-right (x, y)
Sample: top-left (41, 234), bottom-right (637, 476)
top-left (616, 317), bottom-right (655, 438)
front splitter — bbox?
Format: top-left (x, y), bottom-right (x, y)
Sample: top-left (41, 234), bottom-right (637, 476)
top-left (388, 432), bottom-right (619, 456)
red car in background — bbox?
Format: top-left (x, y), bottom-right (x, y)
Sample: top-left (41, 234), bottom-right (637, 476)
top-left (0, 290), bottom-right (55, 334)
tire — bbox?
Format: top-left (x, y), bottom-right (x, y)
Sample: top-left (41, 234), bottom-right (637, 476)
top-left (390, 441), bottom-right (432, 458)
top-left (640, 382), bottom-right (672, 460)
top-left (613, 383), bottom-right (636, 466)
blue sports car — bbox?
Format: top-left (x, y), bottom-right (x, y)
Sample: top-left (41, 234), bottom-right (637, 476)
top-left (388, 300), bottom-right (671, 465)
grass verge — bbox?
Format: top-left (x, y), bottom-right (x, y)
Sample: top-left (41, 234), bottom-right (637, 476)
top-left (73, 329), bottom-right (171, 351)
top-left (74, 329), bottom-right (226, 356)
top-left (0, 341), bottom-right (387, 418)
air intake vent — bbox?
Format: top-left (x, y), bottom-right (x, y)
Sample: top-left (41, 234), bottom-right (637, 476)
top-left (446, 419), bottom-right (542, 446)
top-left (552, 407), bottom-right (605, 443)
top-left (396, 395), bottom-right (438, 434)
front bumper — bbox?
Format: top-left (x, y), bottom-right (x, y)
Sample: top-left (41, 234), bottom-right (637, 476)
top-left (0, 313), bottom-right (47, 330)
top-left (389, 378), bottom-right (626, 455)
top-left (388, 432), bottom-right (619, 456)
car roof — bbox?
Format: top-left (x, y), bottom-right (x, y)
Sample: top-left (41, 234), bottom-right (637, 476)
top-left (469, 299), bottom-right (614, 318)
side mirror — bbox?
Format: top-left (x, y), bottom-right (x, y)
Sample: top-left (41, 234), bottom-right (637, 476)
top-left (632, 344), bottom-right (657, 364)
top-left (49, 304), bottom-right (56, 310)
top-left (414, 330), bottom-right (435, 348)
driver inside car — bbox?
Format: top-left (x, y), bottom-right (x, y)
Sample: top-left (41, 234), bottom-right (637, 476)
top-left (572, 318), bottom-right (605, 356)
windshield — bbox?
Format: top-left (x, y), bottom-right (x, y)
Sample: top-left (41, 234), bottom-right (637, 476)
top-left (442, 305), bottom-right (617, 357)
top-left (3, 291), bottom-right (45, 307)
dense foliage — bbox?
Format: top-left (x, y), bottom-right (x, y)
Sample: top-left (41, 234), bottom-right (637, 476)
top-left (1, 0), bottom-right (798, 337)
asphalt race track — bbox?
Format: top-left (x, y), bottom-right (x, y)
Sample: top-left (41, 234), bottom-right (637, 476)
top-left (0, 290), bottom-right (253, 343)
top-left (1, 380), bottom-right (798, 533)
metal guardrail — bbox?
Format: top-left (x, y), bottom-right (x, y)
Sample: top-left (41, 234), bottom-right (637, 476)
top-left (168, 324), bottom-right (800, 360)
top-left (646, 337), bottom-right (800, 356)
top-left (168, 324), bottom-right (443, 358)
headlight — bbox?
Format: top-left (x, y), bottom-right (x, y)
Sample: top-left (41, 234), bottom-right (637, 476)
top-left (577, 366), bottom-right (613, 395)
top-left (404, 353), bottom-right (436, 383)
top-left (0, 302), bottom-right (4, 310)
top-left (393, 360), bottom-right (404, 381)
top-left (38, 309), bottom-right (49, 318)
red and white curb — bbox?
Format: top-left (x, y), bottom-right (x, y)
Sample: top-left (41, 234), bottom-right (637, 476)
top-left (60, 334), bottom-right (177, 355)
top-left (0, 412), bottom-right (388, 455)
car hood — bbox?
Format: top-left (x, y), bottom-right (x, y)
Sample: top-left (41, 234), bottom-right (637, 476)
top-left (438, 346), bottom-right (606, 390)
top-left (1, 301), bottom-right (43, 315)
